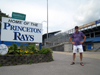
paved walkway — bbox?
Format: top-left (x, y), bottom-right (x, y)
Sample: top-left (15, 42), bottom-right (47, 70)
top-left (53, 51), bottom-right (100, 59)
top-left (0, 51), bottom-right (100, 75)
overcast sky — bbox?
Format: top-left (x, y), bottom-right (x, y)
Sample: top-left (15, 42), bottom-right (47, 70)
top-left (0, 0), bottom-right (100, 34)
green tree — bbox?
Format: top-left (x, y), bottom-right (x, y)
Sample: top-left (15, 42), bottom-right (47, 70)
top-left (0, 9), bottom-right (10, 28)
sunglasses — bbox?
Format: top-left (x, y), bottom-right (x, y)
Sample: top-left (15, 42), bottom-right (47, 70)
top-left (75, 28), bottom-right (78, 29)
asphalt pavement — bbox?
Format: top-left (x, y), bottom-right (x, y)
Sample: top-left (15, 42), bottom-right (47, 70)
top-left (0, 51), bottom-right (100, 75)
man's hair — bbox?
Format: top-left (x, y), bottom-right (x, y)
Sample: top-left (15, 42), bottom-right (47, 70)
top-left (75, 26), bottom-right (79, 29)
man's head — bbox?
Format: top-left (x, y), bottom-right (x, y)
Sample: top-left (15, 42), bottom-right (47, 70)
top-left (75, 26), bottom-right (79, 32)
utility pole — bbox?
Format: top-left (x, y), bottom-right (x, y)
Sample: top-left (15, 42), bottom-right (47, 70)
top-left (47, 0), bottom-right (48, 41)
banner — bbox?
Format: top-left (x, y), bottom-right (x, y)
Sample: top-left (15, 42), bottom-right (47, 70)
top-left (1, 17), bottom-right (42, 43)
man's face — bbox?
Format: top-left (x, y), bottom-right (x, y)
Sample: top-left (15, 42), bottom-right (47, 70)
top-left (75, 28), bottom-right (79, 32)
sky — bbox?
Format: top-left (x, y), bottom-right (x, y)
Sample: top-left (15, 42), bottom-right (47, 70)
top-left (0, 0), bottom-right (100, 34)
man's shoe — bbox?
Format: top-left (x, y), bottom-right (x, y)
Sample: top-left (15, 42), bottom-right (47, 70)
top-left (70, 62), bottom-right (75, 65)
top-left (80, 62), bottom-right (84, 66)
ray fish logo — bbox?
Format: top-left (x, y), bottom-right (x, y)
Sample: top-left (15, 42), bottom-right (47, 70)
top-left (0, 44), bottom-right (8, 55)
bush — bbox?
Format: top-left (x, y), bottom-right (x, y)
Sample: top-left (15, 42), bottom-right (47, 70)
top-left (8, 43), bottom-right (19, 54)
top-left (8, 43), bottom-right (53, 56)
top-left (20, 44), bottom-right (24, 50)
top-left (39, 48), bottom-right (53, 56)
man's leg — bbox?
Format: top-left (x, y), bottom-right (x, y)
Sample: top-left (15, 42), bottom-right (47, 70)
top-left (73, 53), bottom-right (76, 62)
top-left (70, 53), bottom-right (76, 65)
top-left (80, 53), bottom-right (83, 63)
top-left (80, 53), bottom-right (84, 66)
top-left (71, 45), bottom-right (77, 65)
top-left (78, 45), bottom-right (84, 66)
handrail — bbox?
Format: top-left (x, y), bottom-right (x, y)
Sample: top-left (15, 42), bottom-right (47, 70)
top-left (94, 47), bottom-right (100, 52)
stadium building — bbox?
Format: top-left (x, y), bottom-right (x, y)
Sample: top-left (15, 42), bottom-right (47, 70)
top-left (43, 19), bottom-right (100, 52)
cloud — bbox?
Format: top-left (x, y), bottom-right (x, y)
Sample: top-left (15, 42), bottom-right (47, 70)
top-left (73, 0), bottom-right (100, 26)
top-left (0, 0), bottom-right (77, 34)
top-left (1, 0), bottom-right (99, 34)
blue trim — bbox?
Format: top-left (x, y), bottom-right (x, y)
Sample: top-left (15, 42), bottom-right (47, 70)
top-left (92, 37), bottom-right (100, 42)
top-left (0, 40), bottom-right (28, 46)
top-left (85, 37), bottom-right (100, 42)
top-left (85, 38), bottom-right (93, 42)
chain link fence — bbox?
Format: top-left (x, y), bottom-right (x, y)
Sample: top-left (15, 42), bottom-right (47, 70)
top-left (43, 32), bottom-right (71, 48)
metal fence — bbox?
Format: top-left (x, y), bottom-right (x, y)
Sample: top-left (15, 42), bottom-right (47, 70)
top-left (43, 31), bottom-right (70, 47)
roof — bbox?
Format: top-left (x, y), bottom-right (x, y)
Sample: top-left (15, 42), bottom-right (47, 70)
top-left (43, 30), bottom-right (61, 36)
top-left (42, 30), bottom-right (61, 44)
top-left (67, 19), bottom-right (100, 34)
top-left (42, 30), bottom-right (61, 39)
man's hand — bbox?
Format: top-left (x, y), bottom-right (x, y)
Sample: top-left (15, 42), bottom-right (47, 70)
top-left (80, 41), bottom-right (84, 44)
top-left (72, 42), bottom-right (75, 44)
top-left (69, 37), bottom-right (75, 45)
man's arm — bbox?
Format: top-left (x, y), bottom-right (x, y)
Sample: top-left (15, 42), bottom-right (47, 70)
top-left (80, 36), bottom-right (86, 43)
top-left (69, 37), bottom-right (75, 44)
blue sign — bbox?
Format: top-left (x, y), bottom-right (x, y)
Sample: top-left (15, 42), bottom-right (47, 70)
top-left (96, 20), bottom-right (100, 24)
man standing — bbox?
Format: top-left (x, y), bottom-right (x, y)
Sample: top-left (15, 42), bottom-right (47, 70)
top-left (69, 26), bottom-right (86, 66)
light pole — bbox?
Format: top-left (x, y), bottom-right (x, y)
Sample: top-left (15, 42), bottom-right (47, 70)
top-left (0, 21), bottom-right (2, 27)
top-left (39, 21), bottom-right (47, 50)
top-left (47, 0), bottom-right (48, 41)
top-left (41, 21), bottom-right (47, 34)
